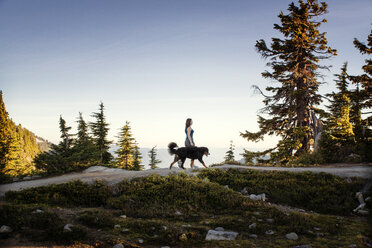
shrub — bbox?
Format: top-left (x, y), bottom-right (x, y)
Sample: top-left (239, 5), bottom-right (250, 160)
top-left (5, 179), bottom-right (113, 207)
top-left (198, 169), bottom-right (366, 215)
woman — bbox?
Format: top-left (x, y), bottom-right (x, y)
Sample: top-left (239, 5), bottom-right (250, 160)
top-left (185, 118), bottom-right (195, 147)
top-left (178, 118), bottom-right (195, 168)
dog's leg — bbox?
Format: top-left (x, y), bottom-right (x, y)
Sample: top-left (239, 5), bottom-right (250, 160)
top-left (180, 158), bottom-right (186, 170)
top-left (190, 159), bottom-right (194, 169)
top-left (198, 158), bottom-right (208, 168)
top-left (169, 155), bottom-right (179, 170)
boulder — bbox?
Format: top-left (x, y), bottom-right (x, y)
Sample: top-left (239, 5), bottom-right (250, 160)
top-left (286, 232), bottom-right (298, 240)
top-left (265, 230), bottom-right (274, 235)
top-left (113, 244), bottom-right (124, 248)
top-left (63, 224), bottom-right (73, 232)
top-left (0, 225), bottom-right (12, 233)
top-left (249, 223), bottom-right (256, 229)
top-left (205, 230), bottom-right (238, 241)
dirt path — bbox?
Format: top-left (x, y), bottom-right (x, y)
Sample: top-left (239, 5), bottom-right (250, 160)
top-left (0, 164), bottom-right (371, 197)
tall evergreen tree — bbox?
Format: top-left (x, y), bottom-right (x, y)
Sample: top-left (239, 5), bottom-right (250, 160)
top-left (0, 90), bottom-right (12, 172)
top-left (59, 115), bottom-right (73, 151)
top-left (89, 102), bottom-right (112, 164)
top-left (149, 146), bottom-right (161, 169)
top-left (224, 140), bottom-right (235, 163)
top-left (71, 112), bottom-right (100, 166)
top-left (132, 142), bottom-right (144, 171)
top-left (350, 29), bottom-right (372, 140)
top-left (325, 63), bottom-right (354, 140)
top-left (115, 121), bottom-right (135, 169)
top-left (240, 0), bottom-right (336, 163)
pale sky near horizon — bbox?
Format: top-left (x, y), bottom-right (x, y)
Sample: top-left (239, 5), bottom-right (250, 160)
top-left (0, 0), bottom-right (371, 149)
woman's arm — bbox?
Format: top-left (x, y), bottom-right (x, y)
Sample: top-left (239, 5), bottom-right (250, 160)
top-left (187, 127), bottom-right (194, 146)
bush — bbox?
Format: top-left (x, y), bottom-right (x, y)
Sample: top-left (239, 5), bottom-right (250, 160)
top-left (5, 179), bottom-right (113, 207)
top-left (77, 209), bottom-right (115, 228)
top-left (198, 168), bottom-right (366, 215)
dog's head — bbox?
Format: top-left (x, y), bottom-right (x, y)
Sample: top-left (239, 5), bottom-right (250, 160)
top-left (202, 147), bottom-right (210, 156)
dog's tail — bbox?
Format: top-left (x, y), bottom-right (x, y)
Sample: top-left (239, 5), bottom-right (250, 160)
top-left (168, 142), bottom-right (178, 155)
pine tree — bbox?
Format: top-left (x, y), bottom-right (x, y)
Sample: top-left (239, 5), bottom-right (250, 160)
top-left (240, 0), bottom-right (336, 163)
top-left (89, 102), bottom-right (112, 164)
top-left (59, 115), bottom-right (73, 151)
top-left (0, 90), bottom-right (12, 172)
top-left (349, 29), bottom-right (372, 140)
top-left (132, 142), bottom-right (144, 171)
top-left (72, 112), bottom-right (100, 166)
top-left (115, 121), bottom-right (135, 169)
top-left (149, 146), bottom-right (161, 169)
top-left (224, 140), bottom-right (235, 163)
top-left (325, 63), bottom-right (354, 140)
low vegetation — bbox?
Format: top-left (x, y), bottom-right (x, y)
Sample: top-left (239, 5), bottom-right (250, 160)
top-left (1, 169), bottom-right (371, 247)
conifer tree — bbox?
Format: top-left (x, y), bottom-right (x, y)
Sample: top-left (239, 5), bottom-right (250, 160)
top-left (132, 142), bottom-right (144, 171)
top-left (325, 63), bottom-right (354, 140)
top-left (89, 102), bottom-right (112, 164)
top-left (149, 146), bottom-right (161, 169)
top-left (115, 121), bottom-right (135, 169)
top-left (350, 29), bottom-right (372, 140)
top-left (224, 140), bottom-right (235, 163)
top-left (72, 112), bottom-right (100, 166)
top-left (59, 115), bottom-right (73, 151)
top-left (0, 90), bottom-right (12, 172)
top-left (240, 0), bottom-right (336, 163)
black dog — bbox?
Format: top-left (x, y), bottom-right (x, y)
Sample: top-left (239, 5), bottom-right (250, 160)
top-left (168, 142), bottom-right (209, 170)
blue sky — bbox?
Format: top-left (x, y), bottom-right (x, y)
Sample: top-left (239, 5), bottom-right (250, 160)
top-left (0, 0), bottom-right (371, 150)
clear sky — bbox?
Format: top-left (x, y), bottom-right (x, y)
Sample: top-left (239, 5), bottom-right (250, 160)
top-left (0, 0), bottom-right (371, 149)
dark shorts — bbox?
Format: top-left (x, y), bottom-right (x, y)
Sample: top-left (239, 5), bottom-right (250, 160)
top-left (185, 139), bottom-right (195, 147)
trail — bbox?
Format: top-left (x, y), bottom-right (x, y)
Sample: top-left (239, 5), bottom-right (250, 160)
top-left (0, 164), bottom-right (371, 197)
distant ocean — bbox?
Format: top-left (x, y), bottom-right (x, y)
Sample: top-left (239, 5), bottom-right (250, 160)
top-left (109, 145), bottom-right (267, 169)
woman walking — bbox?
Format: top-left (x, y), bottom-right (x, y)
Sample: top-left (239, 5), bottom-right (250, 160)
top-left (185, 118), bottom-right (195, 147)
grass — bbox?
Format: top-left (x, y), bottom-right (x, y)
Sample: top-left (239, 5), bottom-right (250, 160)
top-left (1, 169), bottom-right (371, 247)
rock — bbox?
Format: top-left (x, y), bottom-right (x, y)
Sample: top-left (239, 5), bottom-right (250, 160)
top-left (138, 238), bottom-right (144, 244)
top-left (249, 234), bottom-right (258, 239)
top-left (224, 185), bottom-right (230, 189)
top-left (31, 175), bottom-right (42, 179)
top-left (365, 197), bottom-right (372, 202)
top-left (241, 187), bottom-right (248, 195)
top-left (121, 228), bottom-right (130, 233)
top-left (179, 233), bottom-right (188, 241)
top-left (182, 224), bottom-right (191, 228)
top-left (175, 210), bottom-right (182, 215)
top-left (313, 227), bottom-right (321, 231)
top-left (215, 227), bottom-right (224, 231)
top-left (316, 232), bottom-right (324, 237)
top-left (286, 232), bottom-right (298, 240)
top-left (205, 230), bottom-right (239, 241)
top-left (119, 215), bottom-right (127, 218)
top-left (254, 211), bottom-right (260, 215)
top-left (12, 177), bottom-right (20, 182)
top-left (349, 244), bottom-right (357, 248)
top-left (363, 236), bottom-right (372, 247)
top-left (114, 224), bottom-right (121, 229)
top-left (113, 244), bottom-right (124, 248)
top-left (249, 223), bottom-right (256, 229)
top-left (248, 193), bottom-right (266, 201)
top-left (151, 226), bottom-right (156, 230)
top-left (32, 209), bottom-right (44, 214)
top-left (346, 177), bottom-right (352, 183)
top-left (266, 218), bottom-right (274, 223)
top-left (162, 225), bottom-right (168, 230)
top-left (63, 224), bottom-right (73, 232)
top-left (0, 225), bottom-right (13, 233)
top-left (291, 245), bottom-right (312, 248)
top-left (23, 176), bottom-right (32, 180)
top-left (257, 218), bottom-right (263, 222)
top-left (357, 209), bottom-right (369, 215)
top-left (265, 230), bottom-right (274, 235)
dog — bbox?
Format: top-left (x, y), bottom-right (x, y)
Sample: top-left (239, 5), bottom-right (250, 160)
top-left (168, 142), bottom-right (209, 170)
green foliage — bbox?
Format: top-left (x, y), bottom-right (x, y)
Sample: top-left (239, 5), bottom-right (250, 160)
top-left (241, 0), bottom-right (336, 162)
top-left (77, 209), bottom-right (115, 228)
top-left (148, 146), bottom-right (161, 169)
top-left (115, 121), bottom-right (135, 169)
top-left (198, 169), bottom-right (366, 215)
top-left (224, 140), bottom-right (235, 163)
top-left (106, 174), bottom-right (250, 218)
top-left (5, 179), bottom-right (113, 207)
top-left (132, 142), bottom-right (144, 170)
top-left (89, 101), bottom-right (113, 164)
top-left (0, 203), bottom-right (87, 244)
